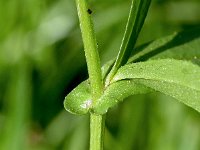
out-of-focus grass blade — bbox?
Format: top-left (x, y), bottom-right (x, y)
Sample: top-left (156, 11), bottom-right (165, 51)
top-left (0, 62), bottom-right (32, 150)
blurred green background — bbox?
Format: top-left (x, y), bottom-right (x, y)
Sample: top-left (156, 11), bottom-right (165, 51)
top-left (0, 0), bottom-right (200, 150)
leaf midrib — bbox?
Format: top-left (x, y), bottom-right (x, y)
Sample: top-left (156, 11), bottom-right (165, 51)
top-left (109, 78), bottom-right (200, 93)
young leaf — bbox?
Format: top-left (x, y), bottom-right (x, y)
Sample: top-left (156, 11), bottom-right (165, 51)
top-left (105, 0), bottom-right (151, 85)
top-left (128, 27), bottom-right (200, 64)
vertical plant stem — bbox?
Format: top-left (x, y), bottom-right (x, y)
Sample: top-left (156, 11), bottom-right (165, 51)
top-left (90, 114), bottom-right (105, 150)
top-left (75, 0), bottom-right (104, 149)
top-left (75, 0), bottom-right (102, 100)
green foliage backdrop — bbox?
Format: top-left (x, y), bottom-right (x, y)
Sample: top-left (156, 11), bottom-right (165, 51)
top-left (0, 0), bottom-right (200, 150)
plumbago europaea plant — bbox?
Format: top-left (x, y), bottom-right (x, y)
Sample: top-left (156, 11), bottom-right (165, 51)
top-left (64, 0), bottom-right (200, 149)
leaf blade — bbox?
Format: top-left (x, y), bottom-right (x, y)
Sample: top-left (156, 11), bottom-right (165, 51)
top-left (93, 80), bottom-right (151, 114)
top-left (135, 79), bottom-right (200, 112)
top-left (113, 59), bottom-right (200, 90)
top-left (108, 59), bottom-right (200, 113)
top-left (128, 27), bottom-right (200, 64)
top-left (105, 0), bottom-right (151, 85)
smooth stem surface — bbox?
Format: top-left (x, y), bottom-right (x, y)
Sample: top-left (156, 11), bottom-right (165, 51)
top-left (90, 114), bottom-right (105, 150)
top-left (75, 0), bottom-right (104, 149)
top-left (75, 0), bottom-right (102, 101)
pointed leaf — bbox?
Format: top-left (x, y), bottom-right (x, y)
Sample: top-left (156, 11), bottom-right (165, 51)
top-left (105, 0), bottom-right (151, 85)
top-left (128, 27), bottom-right (200, 64)
top-left (107, 59), bottom-right (200, 113)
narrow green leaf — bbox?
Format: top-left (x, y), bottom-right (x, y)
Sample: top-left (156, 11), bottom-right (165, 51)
top-left (135, 79), bottom-right (200, 112)
top-left (105, 0), bottom-right (151, 85)
top-left (128, 27), bottom-right (200, 64)
top-left (109, 59), bottom-right (200, 113)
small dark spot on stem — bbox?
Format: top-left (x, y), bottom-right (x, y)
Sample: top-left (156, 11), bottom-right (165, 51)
top-left (87, 9), bottom-right (92, 14)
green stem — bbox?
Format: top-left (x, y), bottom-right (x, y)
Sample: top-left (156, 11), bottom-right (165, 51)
top-left (75, 0), bottom-right (102, 100)
top-left (90, 114), bottom-right (105, 150)
top-left (75, 0), bottom-right (104, 149)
